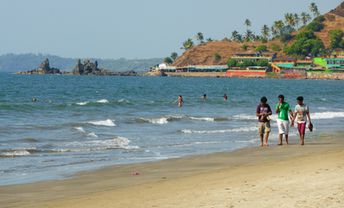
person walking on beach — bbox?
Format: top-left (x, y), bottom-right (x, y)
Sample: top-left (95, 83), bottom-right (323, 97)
top-left (276, 94), bottom-right (293, 145)
top-left (256, 96), bottom-right (272, 146)
top-left (177, 95), bottom-right (183, 107)
top-left (291, 96), bottom-right (312, 145)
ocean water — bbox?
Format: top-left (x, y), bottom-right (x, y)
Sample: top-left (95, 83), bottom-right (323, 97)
top-left (1, 73), bottom-right (344, 185)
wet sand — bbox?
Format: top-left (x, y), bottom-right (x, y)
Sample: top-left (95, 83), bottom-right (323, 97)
top-left (1, 133), bottom-right (344, 208)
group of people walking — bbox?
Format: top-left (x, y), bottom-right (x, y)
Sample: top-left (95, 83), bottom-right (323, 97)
top-left (256, 95), bottom-right (313, 146)
top-left (176, 93), bottom-right (312, 146)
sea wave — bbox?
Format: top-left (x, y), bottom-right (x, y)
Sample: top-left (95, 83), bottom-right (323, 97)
top-left (86, 119), bottom-right (116, 127)
top-left (0, 150), bottom-right (32, 157)
top-left (64, 137), bottom-right (139, 151)
top-left (87, 132), bottom-right (98, 138)
top-left (76, 101), bottom-right (90, 106)
top-left (189, 117), bottom-right (215, 122)
top-left (312, 111), bottom-right (344, 119)
top-left (96, 99), bottom-right (109, 104)
top-left (136, 115), bottom-right (184, 125)
top-left (74, 126), bottom-right (86, 133)
top-left (181, 126), bottom-right (257, 134)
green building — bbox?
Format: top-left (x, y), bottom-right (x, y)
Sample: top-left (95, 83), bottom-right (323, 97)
top-left (313, 58), bottom-right (344, 69)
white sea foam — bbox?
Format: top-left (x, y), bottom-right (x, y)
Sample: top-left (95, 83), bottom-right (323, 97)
top-left (76, 101), bottom-right (89, 106)
top-left (139, 117), bottom-right (169, 124)
top-left (232, 114), bottom-right (257, 120)
top-left (312, 111), bottom-right (344, 120)
top-left (117, 99), bottom-right (130, 103)
top-left (74, 126), bottom-right (86, 133)
top-left (189, 117), bottom-right (215, 122)
top-left (96, 99), bottom-right (109, 104)
top-left (181, 126), bottom-right (257, 134)
top-left (87, 132), bottom-right (98, 138)
top-left (1, 150), bottom-right (31, 157)
top-left (87, 119), bottom-right (116, 127)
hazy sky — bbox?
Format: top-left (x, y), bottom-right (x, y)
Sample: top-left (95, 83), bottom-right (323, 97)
top-left (0, 0), bottom-right (341, 59)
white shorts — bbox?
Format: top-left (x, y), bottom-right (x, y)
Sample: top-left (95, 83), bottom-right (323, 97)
top-left (277, 119), bottom-right (289, 135)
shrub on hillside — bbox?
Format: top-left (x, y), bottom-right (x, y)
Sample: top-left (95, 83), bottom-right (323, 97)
top-left (284, 31), bottom-right (325, 57)
top-left (255, 45), bottom-right (268, 52)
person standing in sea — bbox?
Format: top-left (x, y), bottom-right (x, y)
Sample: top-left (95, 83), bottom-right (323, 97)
top-left (256, 96), bottom-right (272, 146)
top-left (276, 95), bottom-right (293, 145)
top-left (291, 96), bottom-right (312, 145)
top-left (178, 95), bottom-right (183, 107)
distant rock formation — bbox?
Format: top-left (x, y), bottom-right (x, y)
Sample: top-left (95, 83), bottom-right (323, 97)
top-left (72, 59), bottom-right (138, 76)
top-left (73, 59), bottom-right (100, 75)
top-left (17, 58), bottom-right (61, 74)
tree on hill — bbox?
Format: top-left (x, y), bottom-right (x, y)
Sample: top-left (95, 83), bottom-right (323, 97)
top-left (284, 31), bottom-right (325, 57)
top-left (284, 13), bottom-right (296, 28)
top-left (261, 25), bottom-right (270, 41)
top-left (273, 20), bottom-right (285, 37)
top-left (171, 52), bottom-right (178, 61)
top-left (301, 12), bottom-right (312, 26)
top-left (164, 57), bottom-right (173, 64)
top-left (231, 30), bottom-right (243, 42)
top-left (213, 53), bottom-right (222, 63)
top-left (329, 29), bottom-right (344, 50)
top-left (244, 19), bottom-right (253, 42)
top-left (271, 25), bottom-right (278, 38)
top-left (196, 32), bottom-right (204, 44)
top-left (310, 2), bottom-right (320, 17)
top-left (244, 30), bottom-right (254, 42)
top-left (182, 38), bottom-right (194, 50)
top-left (255, 45), bottom-right (268, 52)
top-left (244, 19), bottom-right (251, 29)
top-left (294, 13), bottom-right (301, 29)
top-left (206, 38), bottom-right (213, 42)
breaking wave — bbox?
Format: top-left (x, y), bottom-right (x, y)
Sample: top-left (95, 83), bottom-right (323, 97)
top-left (181, 126), bottom-right (257, 134)
top-left (86, 119), bottom-right (116, 127)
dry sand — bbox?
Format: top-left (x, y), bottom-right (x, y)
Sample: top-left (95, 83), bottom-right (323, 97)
top-left (1, 133), bottom-right (344, 208)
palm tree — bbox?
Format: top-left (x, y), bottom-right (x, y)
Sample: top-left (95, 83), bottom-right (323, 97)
top-left (271, 25), bottom-right (278, 38)
top-left (261, 25), bottom-right (270, 40)
top-left (301, 12), bottom-right (312, 26)
top-left (182, 38), bottom-right (194, 50)
top-left (310, 2), bottom-right (320, 17)
top-left (244, 19), bottom-right (251, 29)
top-left (244, 30), bottom-right (253, 42)
top-left (171, 52), bottom-right (178, 61)
top-left (294, 13), bottom-right (300, 29)
top-left (196, 32), bottom-right (204, 44)
top-left (284, 13), bottom-right (296, 28)
top-left (206, 38), bottom-right (213, 42)
top-left (273, 20), bottom-right (285, 36)
top-left (231, 30), bottom-right (240, 42)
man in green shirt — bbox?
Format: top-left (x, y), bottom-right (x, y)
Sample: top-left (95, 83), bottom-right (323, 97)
top-left (276, 94), bottom-right (293, 145)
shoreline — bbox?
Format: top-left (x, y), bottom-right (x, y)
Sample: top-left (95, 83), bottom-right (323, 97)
top-left (1, 131), bottom-right (344, 208)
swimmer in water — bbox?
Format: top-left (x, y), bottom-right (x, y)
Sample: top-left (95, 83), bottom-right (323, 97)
top-left (203, 94), bottom-right (207, 100)
top-left (177, 95), bottom-right (183, 107)
top-left (223, 94), bottom-right (228, 101)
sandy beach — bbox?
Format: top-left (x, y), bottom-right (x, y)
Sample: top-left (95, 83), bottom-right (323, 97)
top-left (1, 132), bottom-right (344, 208)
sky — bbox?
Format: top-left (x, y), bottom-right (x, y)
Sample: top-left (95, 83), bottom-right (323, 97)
top-left (0, 0), bottom-right (342, 59)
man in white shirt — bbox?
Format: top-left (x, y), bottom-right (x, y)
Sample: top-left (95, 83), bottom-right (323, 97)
top-left (291, 96), bottom-right (312, 145)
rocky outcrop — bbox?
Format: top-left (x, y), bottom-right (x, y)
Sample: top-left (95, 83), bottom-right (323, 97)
top-left (72, 59), bottom-right (137, 76)
top-left (73, 59), bottom-right (100, 75)
top-left (17, 58), bottom-right (61, 74)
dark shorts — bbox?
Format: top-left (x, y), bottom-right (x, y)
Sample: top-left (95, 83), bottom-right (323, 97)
top-left (297, 122), bottom-right (306, 135)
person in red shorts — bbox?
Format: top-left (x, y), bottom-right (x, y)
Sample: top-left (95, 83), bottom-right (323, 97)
top-left (291, 96), bottom-right (312, 145)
